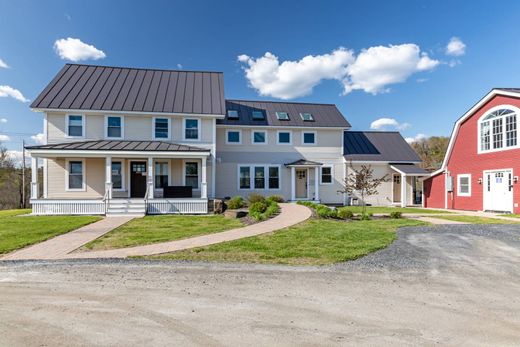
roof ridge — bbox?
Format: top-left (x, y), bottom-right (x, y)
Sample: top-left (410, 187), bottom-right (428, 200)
top-left (226, 99), bottom-right (337, 106)
top-left (64, 63), bottom-right (224, 75)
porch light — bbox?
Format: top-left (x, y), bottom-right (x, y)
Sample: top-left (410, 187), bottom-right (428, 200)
top-left (515, 176), bottom-right (519, 183)
top-left (478, 178), bottom-right (482, 185)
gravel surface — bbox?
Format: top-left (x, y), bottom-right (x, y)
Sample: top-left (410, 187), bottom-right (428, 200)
top-left (1, 224), bottom-right (520, 346)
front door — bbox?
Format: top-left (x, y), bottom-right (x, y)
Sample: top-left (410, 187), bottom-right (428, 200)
top-left (483, 170), bottom-right (513, 212)
top-left (393, 174), bottom-right (401, 203)
top-left (296, 169), bottom-right (308, 199)
top-left (130, 161), bottom-right (147, 198)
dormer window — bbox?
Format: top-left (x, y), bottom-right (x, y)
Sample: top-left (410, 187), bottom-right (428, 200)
top-left (276, 112), bottom-right (290, 120)
top-left (479, 107), bottom-right (518, 152)
top-left (227, 110), bottom-right (239, 119)
top-left (252, 111), bottom-right (265, 120)
top-left (300, 112), bottom-right (314, 121)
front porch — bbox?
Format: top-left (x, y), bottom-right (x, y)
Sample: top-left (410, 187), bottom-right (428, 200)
top-left (27, 140), bottom-right (212, 215)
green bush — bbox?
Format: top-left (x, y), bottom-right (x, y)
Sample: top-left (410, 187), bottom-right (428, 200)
top-left (337, 208), bottom-right (354, 220)
top-left (389, 211), bottom-right (402, 219)
top-left (226, 196), bottom-right (245, 209)
top-left (360, 213), bottom-right (371, 221)
top-left (249, 201), bottom-right (268, 215)
top-left (248, 193), bottom-right (266, 205)
top-left (266, 194), bottom-right (285, 203)
top-left (249, 200), bottom-right (280, 221)
top-left (297, 201), bottom-right (320, 209)
top-left (315, 205), bottom-right (338, 219)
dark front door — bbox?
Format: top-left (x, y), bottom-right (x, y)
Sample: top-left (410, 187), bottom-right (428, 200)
top-left (130, 161), bottom-right (147, 198)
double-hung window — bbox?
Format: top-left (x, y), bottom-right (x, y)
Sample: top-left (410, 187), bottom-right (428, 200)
top-left (185, 162), bottom-right (199, 189)
top-left (184, 119), bottom-right (199, 140)
top-left (457, 174), bottom-right (471, 197)
top-left (252, 131), bottom-right (267, 144)
top-left (67, 115), bottom-right (84, 137)
top-left (155, 162), bottom-right (169, 189)
top-left (302, 131), bottom-right (316, 145)
top-left (254, 166), bottom-right (265, 189)
top-left (226, 130), bottom-right (241, 144)
top-left (268, 166), bottom-right (279, 189)
top-left (154, 118), bottom-right (170, 139)
top-left (239, 165), bottom-right (280, 190)
top-left (321, 166), bottom-right (333, 184)
top-left (277, 131), bottom-right (291, 144)
top-left (68, 160), bottom-right (84, 190)
top-left (106, 116), bottom-right (123, 138)
top-left (111, 161), bottom-right (123, 190)
top-left (239, 166), bottom-right (251, 189)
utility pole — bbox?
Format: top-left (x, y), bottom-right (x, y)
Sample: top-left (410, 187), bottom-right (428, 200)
top-left (22, 139), bottom-right (25, 209)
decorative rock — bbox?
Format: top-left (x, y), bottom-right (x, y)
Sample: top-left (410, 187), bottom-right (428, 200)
top-left (224, 209), bottom-right (248, 219)
top-left (213, 199), bottom-right (224, 214)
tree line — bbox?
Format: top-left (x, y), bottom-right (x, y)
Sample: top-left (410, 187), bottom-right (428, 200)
top-left (0, 143), bottom-right (32, 209)
top-left (409, 136), bottom-right (450, 171)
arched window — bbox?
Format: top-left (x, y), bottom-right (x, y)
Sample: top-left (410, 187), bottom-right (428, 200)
top-left (479, 107), bottom-right (518, 152)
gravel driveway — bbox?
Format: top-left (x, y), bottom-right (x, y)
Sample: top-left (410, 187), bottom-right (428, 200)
top-left (1, 224), bottom-right (520, 346)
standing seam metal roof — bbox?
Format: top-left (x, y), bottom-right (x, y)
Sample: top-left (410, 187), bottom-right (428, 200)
top-left (343, 131), bottom-right (421, 162)
top-left (25, 140), bottom-right (211, 152)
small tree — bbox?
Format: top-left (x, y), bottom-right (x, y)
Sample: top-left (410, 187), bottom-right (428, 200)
top-left (338, 162), bottom-right (389, 216)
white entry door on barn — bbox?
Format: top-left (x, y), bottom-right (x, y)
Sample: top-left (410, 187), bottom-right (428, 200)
top-left (483, 169), bottom-right (513, 213)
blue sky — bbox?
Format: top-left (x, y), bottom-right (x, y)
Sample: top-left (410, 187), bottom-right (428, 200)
top-left (1, 0), bottom-right (520, 160)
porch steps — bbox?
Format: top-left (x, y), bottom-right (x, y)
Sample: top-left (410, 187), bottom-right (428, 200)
top-left (107, 199), bottom-right (146, 216)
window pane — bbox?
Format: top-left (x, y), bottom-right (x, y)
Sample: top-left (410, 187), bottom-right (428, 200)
top-left (240, 166), bottom-right (250, 189)
top-left (493, 118), bottom-right (503, 149)
top-left (107, 127), bottom-right (121, 138)
top-left (303, 132), bottom-right (315, 144)
top-left (227, 131), bottom-right (240, 143)
top-left (185, 162), bottom-right (198, 189)
top-left (268, 167), bottom-right (279, 189)
top-left (69, 115), bottom-right (82, 126)
top-left (112, 162), bottom-right (122, 189)
top-left (108, 117), bottom-right (121, 127)
top-left (227, 110), bottom-right (239, 119)
top-left (155, 162), bottom-right (168, 189)
top-left (155, 118), bottom-right (169, 138)
top-left (253, 132), bottom-right (266, 143)
top-left (185, 119), bottom-right (199, 139)
top-left (70, 161), bottom-right (83, 174)
top-left (252, 111), bottom-right (264, 120)
top-left (278, 132), bottom-right (290, 143)
top-left (300, 113), bottom-right (314, 121)
top-left (276, 112), bottom-right (289, 120)
top-left (506, 114), bottom-right (517, 147)
top-left (69, 161), bottom-right (83, 189)
top-left (68, 115), bottom-right (83, 136)
top-left (321, 167), bottom-right (332, 183)
top-left (481, 121), bottom-right (490, 151)
top-left (254, 167), bottom-right (265, 189)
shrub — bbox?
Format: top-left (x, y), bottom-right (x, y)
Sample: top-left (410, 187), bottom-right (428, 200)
top-left (249, 201), bottom-right (268, 215)
top-left (248, 193), bottom-right (266, 205)
top-left (315, 205), bottom-right (338, 219)
top-left (267, 194), bottom-right (285, 203)
top-left (249, 200), bottom-right (280, 221)
top-left (389, 211), bottom-right (402, 219)
top-left (226, 196), bottom-right (245, 209)
top-left (360, 213), bottom-right (371, 221)
top-left (297, 201), bottom-right (320, 209)
top-left (337, 208), bottom-right (354, 220)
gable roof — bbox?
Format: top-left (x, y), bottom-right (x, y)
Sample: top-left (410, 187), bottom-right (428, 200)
top-left (343, 131), bottom-right (420, 162)
top-left (30, 64), bottom-right (226, 115)
top-left (26, 140), bottom-right (210, 152)
top-left (218, 99), bottom-right (351, 128)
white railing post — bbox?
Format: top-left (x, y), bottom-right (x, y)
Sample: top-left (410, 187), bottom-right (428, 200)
top-left (401, 174), bottom-right (407, 208)
top-left (291, 166), bottom-right (296, 201)
top-left (147, 157), bottom-right (154, 199)
top-left (314, 166), bottom-right (320, 202)
top-left (105, 156), bottom-right (112, 199)
top-left (30, 157), bottom-right (39, 199)
top-left (201, 157), bottom-right (207, 199)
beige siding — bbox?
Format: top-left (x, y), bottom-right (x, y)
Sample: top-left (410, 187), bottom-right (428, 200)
top-left (47, 158), bottom-right (105, 198)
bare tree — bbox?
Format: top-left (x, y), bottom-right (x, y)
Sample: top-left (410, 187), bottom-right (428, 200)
top-left (338, 162), bottom-right (389, 216)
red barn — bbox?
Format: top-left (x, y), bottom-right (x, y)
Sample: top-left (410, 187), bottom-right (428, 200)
top-left (424, 88), bottom-right (520, 213)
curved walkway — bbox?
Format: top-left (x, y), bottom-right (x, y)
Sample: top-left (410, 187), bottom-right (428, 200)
top-left (62, 203), bottom-right (312, 259)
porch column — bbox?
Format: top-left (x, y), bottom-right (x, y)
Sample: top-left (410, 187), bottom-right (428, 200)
top-left (400, 174), bottom-right (407, 208)
top-left (291, 166), bottom-right (296, 201)
top-left (147, 157), bottom-right (154, 199)
top-left (105, 156), bottom-right (112, 199)
top-left (201, 157), bottom-right (207, 199)
top-left (314, 167), bottom-right (320, 202)
top-left (30, 157), bottom-right (38, 199)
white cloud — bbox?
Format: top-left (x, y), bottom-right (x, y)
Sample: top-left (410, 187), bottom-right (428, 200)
top-left (31, 133), bottom-right (46, 144)
top-left (446, 37), bottom-right (466, 56)
top-left (370, 117), bottom-right (410, 131)
top-left (0, 85), bottom-right (29, 102)
top-left (0, 58), bottom-right (8, 69)
top-left (0, 134), bottom-right (10, 142)
top-left (405, 133), bottom-right (427, 143)
top-left (238, 43), bottom-right (439, 99)
top-left (176, 63), bottom-right (183, 69)
top-left (54, 37), bottom-right (106, 62)
top-left (0, 118), bottom-right (7, 124)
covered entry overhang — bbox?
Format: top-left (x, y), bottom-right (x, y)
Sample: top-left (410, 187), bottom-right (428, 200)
top-left (26, 140), bottom-right (211, 215)
top-left (390, 163), bottom-right (429, 207)
top-left (285, 159), bottom-right (323, 202)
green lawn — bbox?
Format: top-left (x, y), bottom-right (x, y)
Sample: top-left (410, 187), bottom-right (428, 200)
top-left (83, 215), bottom-right (244, 251)
top-left (0, 209), bottom-right (101, 255)
top-left (340, 206), bottom-right (451, 214)
top-left (499, 214), bottom-right (520, 218)
top-left (433, 215), bottom-right (520, 224)
top-left (145, 218), bottom-right (427, 265)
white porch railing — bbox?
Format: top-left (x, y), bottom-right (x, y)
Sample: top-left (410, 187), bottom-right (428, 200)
top-left (147, 199), bottom-right (208, 214)
top-left (31, 199), bottom-right (106, 215)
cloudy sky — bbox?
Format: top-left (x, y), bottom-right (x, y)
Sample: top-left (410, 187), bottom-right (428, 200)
top-left (1, 0), bottom-right (520, 161)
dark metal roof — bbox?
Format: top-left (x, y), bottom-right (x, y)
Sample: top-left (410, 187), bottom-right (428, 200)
top-left (219, 100), bottom-right (351, 128)
top-left (26, 140), bottom-right (210, 152)
top-left (390, 164), bottom-right (429, 175)
top-left (30, 64), bottom-right (226, 115)
top-left (285, 159), bottom-right (323, 166)
top-left (343, 131), bottom-right (421, 162)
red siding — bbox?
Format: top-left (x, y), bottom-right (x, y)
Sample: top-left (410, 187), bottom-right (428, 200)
top-left (424, 94), bottom-right (520, 213)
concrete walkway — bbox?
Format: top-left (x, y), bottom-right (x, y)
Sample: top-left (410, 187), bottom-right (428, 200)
top-left (1, 216), bottom-right (134, 261)
top-left (64, 203), bottom-right (311, 259)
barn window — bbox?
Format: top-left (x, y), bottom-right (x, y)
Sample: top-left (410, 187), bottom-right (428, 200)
top-left (479, 107), bottom-right (518, 152)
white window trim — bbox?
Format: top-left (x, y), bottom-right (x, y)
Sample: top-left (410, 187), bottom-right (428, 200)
top-left (320, 165), bottom-right (334, 185)
top-left (301, 130), bottom-right (317, 145)
top-left (65, 114), bottom-right (85, 138)
top-left (182, 159), bottom-right (200, 190)
top-left (477, 104), bottom-right (520, 154)
top-left (112, 160), bottom-right (126, 191)
top-left (237, 164), bottom-right (282, 191)
top-left (457, 174), bottom-right (472, 197)
top-left (152, 117), bottom-right (171, 140)
top-left (154, 160), bottom-right (170, 191)
top-left (104, 115), bottom-right (124, 139)
top-left (277, 130), bottom-right (292, 145)
top-left (251, 130), bottom-right (268, 145)
top-left (225, 129), bottom-right (242, 145)
top-left (183, 118), bottom-right (201, 141)
top-left (65, 158), bottom-right (86, 192)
